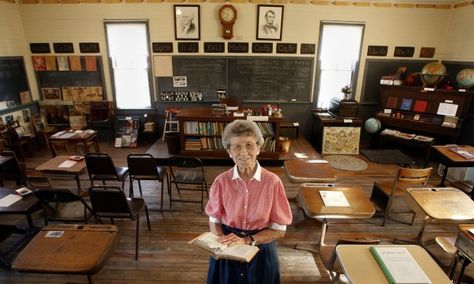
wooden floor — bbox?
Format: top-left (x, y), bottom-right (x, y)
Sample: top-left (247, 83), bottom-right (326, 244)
top-left (0, 139), bottom-right (473, 283)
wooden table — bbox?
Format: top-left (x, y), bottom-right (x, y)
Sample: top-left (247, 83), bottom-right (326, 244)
top-left (12, 224), bottom-right (118, 284)
top-left (284, 159), bottom-right (336, 183)
top-left (0, 187), bottom-right (40, 228)
top-left (35, 156), bottom-right (87, 194)
top-left (48, 130), bottom-right (99, 157)
top-left (336, 244), bottom-right (451, 284)
top-left (451, 224), bottom-right (474, 283)
top-left (432, 145), bottom-right (474, 186)
top-left (297, 184), bottom-right (375, 245)
top-left (404, 187), bottom-right (474, 245)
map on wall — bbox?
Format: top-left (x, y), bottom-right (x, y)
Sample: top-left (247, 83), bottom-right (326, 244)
top-left (322, 127), bottom-right (361, 155)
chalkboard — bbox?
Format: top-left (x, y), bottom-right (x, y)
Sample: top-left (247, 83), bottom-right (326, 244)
top-left (36, 56), bottom-right (103, 88)
top-left (0, 57), bottom-right (29, 105)
top-left (156, 56), bottom-right (314, 102)
top-left (360, 59), bottom-right (431, 103)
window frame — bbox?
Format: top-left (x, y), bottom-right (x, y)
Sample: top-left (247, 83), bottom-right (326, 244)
top-left (104, 20), bottom-right (155, 110)
top-left (314, 21), bottom-right (365, 108)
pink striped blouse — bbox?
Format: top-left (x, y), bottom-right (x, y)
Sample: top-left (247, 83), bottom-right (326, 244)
top-left (205, 164), bottom-right (293, 231)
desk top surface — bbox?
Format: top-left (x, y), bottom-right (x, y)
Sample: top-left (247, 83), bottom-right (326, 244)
top-left (12, 224), bottom-right (118, 274)
top-left (36, 155), bottom-right (86, 173)
top-left (336, 244), bottom-right (451, 284)
top-left (0, 187), bottom-right (39, 214)
top-left (284, 159), bottom-right (336, 183)
top-left (433, 145), bottom-right (474, 164)
top-left (406, 187), bottom-right (474, 220)
top-left (49, 130), bottom-right (97, 141)
top-left (459, 224), bottom-right (474, 242)
top-left (297, 184), bottom-right (375, 219)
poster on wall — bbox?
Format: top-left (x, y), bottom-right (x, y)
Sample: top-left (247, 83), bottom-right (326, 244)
top-left (322, 127), bottom-right (360, 155)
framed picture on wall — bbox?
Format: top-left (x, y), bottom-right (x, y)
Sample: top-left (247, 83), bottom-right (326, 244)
top-left (174, 5), bottom-right (200, 40)
top-left (42, 88), bottom-right (62, 100)
top-left (257, 5), bottom-right (284, 41)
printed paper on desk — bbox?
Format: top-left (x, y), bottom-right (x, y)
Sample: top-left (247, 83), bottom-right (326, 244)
top-left (469, 228), bottom-right (474, 235)
top-left (58, 160), bottom-right (77, 168)
top-left (437, 103), bottom-right (458, 116)
top-left (319, 191), bottom-right (350, 207)
top-left (308, 160), bottom-right (328, 164)
top-left (0, 194), bottom-right (22, 207)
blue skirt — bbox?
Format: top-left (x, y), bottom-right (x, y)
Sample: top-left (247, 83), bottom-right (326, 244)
top-left (207, 225), bottom-right (281, 284)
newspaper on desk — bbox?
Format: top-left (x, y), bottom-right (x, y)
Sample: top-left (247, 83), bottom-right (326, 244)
top-left (58, 160), bottom-right (77, 168)
top-left (0, 194), bottom-right (22, 207)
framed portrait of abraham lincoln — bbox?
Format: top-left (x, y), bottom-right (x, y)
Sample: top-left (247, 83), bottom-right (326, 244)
top-left (257, 5), bottom-right (284, 41)
top-left (174, 5), bottom-right (200, 40)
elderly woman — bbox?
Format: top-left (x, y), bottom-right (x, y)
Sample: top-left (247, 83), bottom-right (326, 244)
top-left (205, 119), bottom-right (293, 284)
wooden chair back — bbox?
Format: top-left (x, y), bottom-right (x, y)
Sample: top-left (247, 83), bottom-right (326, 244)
top-left (396, 167), bottom-right (432, 186)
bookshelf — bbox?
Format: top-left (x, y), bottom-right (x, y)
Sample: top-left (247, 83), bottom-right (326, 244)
top-left (176, 108), bottom-right (282, 159)
top-left (376, 85), bottom-right (473, 139)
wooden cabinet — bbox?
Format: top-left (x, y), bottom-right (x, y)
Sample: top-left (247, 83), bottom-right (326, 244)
top-left (376, 85), bottom-right (473, 139)
top-left (176, 108), bottom-right (282, 159)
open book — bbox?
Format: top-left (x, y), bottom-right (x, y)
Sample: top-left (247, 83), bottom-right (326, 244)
top-left (189, 232), bottom-right (259, 263)
top-left (370, 247), bottom-right (431, 284)
top-left (449, 147), bottom-right (474, 159)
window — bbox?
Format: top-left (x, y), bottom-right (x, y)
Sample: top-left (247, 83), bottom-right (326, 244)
top-left (105, 22), bottom-right (152, 109)
top-left (316, 22), bottom-right (364, 108)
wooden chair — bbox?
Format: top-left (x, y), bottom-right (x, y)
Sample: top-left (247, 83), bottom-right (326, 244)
top-left (0, 122), bottom-right (36, 161)
top-left (319, 238), bottom-right (380, 283)
top-left (88, 185), bottom-right (150, 260)
top-left (370, 167), bottom-right (432, 226)
top-left (32, 113), bottom-right (56, 150)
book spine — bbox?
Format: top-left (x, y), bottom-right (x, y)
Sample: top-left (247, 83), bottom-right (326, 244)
top-left (369, 247), bottom-right (396, 284)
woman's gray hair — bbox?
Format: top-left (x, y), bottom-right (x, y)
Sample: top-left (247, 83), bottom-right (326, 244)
top-left (222, 120), bottom-right (264, 149)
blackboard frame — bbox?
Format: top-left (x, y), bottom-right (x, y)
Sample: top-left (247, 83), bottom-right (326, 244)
top-left (156, 56), bottom-right (314, 103)
top-left (0, 56), bottom-right (31, 106)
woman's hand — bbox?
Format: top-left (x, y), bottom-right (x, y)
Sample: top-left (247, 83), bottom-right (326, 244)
top-left (218, 233), bottom-right (247, 246)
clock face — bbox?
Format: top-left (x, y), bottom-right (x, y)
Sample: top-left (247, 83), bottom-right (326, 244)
top-left (220, 6), bottom-right (236, 23)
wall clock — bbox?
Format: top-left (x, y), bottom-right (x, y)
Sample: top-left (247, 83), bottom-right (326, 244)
top-left (219, 4), bottom-right (237, 39)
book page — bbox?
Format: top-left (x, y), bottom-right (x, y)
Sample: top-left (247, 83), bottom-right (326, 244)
top-left (0, 194), bottom-right (22, 207)
top-left (189, 232), bottom-right (227, 258)
top-left (370, 247), bottom-right (431, 284)
top-left (219, 244), bottom-right (259, 262)
top-left (319, 191), bottom-right (350, 207)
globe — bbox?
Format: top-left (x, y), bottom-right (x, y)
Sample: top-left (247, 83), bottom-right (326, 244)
top-left (364, 118), bottom-right (381, 134)
top-left (421, 62), bottom-right (447, 87)
top-left (456, 68), bottom-right (474, 89)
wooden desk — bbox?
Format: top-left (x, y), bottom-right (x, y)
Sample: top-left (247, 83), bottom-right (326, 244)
top-left (336, 244), bottom-right (451, 284)
top-left (48, 130), bottom-right (99, 156)
top-left (451, 224), bottom-right (474, 283)
top-left (0, 187), bottom-right (40, 228)
top-left (432, 145), bottom-right (474, 186)
top-left (404, 187), bottom-right (474, 245)
top-left (297, 184), bottom-right (375, 245)
top-left (284, 159), bottom-right (336, 183)
top-left (35, 156), bottom-right (86, 194)
top-left (12, 224), bottom-right (118, 284)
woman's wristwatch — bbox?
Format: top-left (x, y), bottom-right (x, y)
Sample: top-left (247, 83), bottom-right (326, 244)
top-left (249, 235), bottom-right (257, 246)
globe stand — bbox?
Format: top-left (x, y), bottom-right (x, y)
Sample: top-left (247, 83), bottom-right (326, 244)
top-left (420, 74), bottom-right (446, 89)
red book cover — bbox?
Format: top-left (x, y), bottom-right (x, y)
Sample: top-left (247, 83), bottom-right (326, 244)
top-left (413, 100), bottom-right (428, 113)
top-left (386, 96), bottom-right (398, 108)
top-left (32, 56), bottom-right (46, 71)
top-left (85, 56), bottom-right (97, 72)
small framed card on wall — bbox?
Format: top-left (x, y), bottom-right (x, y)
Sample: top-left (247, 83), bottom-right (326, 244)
top-left (257, 5), bottom-right (284, 41)
top-left (174, 5), bottom-right (200, 40)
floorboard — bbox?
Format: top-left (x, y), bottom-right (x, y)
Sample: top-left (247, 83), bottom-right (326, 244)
top-left (0, 140), bottom-right (472, 283)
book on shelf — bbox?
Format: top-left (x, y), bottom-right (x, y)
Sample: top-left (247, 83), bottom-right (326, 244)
top-left (413, 100), bottom-right (428, 113)
top-left (449, 146), bottom-right (474, 159)
top-left (381, 128), bottom-right (400, 136)
top-left (44, 56), bottom-right (57, 71)
top-left (441, 116), bottom-right (458, 128)
top-left (396, 132), bottom-right (416, 140)
top-left (369, 246), bottom-right (432, 284)
top-left (386, 96), bottom-right (398, 109)
top-left (413, 135), bottom-right (434, 143)
top-left (319, 191), bottom-right (350, 207)
top-left (189, 232), bottom-right (259, 263)
top-left (400, 98), bottom-right (413, 111)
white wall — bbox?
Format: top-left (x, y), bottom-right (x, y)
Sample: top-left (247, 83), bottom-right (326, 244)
top-left (442, 5), bottom-right (474, 61)
top-left (10, 3), bottom-right (474, 103)
top-left (0, 2), bottom-right (38, 98)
